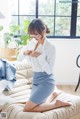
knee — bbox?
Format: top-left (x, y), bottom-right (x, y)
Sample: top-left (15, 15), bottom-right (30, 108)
top-left (23, 104), bottom-right (34, 112)
top-left (23, 107), bottom-right (32, 112)
top-left (23, 100), bottom-right (37, 112)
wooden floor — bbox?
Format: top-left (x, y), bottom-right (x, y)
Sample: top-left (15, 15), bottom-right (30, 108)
top-left (57, 85), bottom-right (80, 96)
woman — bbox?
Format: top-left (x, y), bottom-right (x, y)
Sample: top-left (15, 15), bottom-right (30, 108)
top-left (22, 18), bottom-right (71, 112)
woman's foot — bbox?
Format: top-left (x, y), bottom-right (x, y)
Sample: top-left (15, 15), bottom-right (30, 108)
top-left (52, 89), bottom-right (63, 100)
top-left (55, 100), bottom-right (72, 108)
top-left (46, 89), bottom-right (63, 102)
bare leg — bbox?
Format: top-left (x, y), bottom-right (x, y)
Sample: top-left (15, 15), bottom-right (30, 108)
top-left (46, 87), bottom-right (63, 102)
top-left (24, 100), bottom-right (72, 112)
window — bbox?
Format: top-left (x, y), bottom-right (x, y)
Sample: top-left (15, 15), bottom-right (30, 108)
top-left (11, 0), bottom-right (80, 38)
top-left (76, 0), bottom-right (80, 36)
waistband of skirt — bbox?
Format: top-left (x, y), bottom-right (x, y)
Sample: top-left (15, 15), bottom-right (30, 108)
top-left (33, 72), bottom-right (53, 77)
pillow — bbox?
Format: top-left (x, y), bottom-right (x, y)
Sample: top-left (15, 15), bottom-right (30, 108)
top-left (0, 94), bottom-right (16, 111)
top-left (0, 80), bottom-right (7, 94)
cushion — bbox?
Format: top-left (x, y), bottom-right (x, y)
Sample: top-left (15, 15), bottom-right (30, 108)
top-left (0, 94), bottom-right (16, 111)
top-left (15, 60), bottom-right (33, 83)
top-left (1, 61), bottom-right (80, 119)
top-left (1, 92), bottom-right (80, 119)
top-left (3, 79), bottom-right (31, 103)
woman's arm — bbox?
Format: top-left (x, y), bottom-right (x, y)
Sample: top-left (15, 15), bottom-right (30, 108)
top-left (18, 38), bottom-right (37, 62)
top-left (17, 46), bottom-right (28, 61)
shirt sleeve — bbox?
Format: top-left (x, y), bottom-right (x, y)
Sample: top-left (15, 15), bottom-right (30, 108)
top-left (17, 38), bottom-right (37, 63)
top-left (37, 45), bottom-right (56, 74)
top-left (17, 46), bottom-right (31, 64)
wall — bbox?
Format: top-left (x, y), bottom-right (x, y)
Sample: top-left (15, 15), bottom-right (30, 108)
top-left (49, 39), bottom-right (80, 85)
top-left (0, 0), bottom-right (11, 46)
top-left (0, 0), bottom-right (11, 31)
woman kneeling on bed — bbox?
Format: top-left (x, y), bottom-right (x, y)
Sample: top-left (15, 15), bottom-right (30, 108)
top-left (23, 18), bottom-right (72, 112)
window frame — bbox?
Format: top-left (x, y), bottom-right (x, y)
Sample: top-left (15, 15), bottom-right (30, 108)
top-left (12, 0), bottom-right (80, 39)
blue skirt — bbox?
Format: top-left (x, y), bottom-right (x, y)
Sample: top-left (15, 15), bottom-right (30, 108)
top-left (29, 72), bottom-right (55, 104)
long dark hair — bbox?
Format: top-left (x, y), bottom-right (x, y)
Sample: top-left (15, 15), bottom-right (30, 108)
top-left (28, 18), bottom-right (50, 36)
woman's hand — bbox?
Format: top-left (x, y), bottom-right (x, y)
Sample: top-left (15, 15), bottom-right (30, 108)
top-left (23, 50), bottom-right (32, 55)
top-left (30, 51), bottom-right (41, 57)
top-left (23, 50), bottom-right (41, 57)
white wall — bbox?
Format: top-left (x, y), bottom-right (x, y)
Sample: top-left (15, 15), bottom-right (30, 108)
top-left (49, 39), bottom-right (80, 85)
top-left (0, 0), bottom-right (11, 46)
top-left (0, 0), bottom-right (11, 31)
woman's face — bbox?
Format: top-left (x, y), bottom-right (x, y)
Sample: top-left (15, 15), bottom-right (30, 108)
top-left (30, 33), bottom-right (41, 41)
top-left (29, 30), bottom-right (46, 42)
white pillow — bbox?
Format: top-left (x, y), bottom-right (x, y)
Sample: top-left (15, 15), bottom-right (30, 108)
top-left (0, 80), bottom-right (7, 94)
top-left (0, 94), bottom-right (16, 111)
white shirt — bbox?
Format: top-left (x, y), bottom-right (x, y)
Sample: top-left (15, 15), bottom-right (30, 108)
top-left (18, 38), bottom-right (56, 74)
